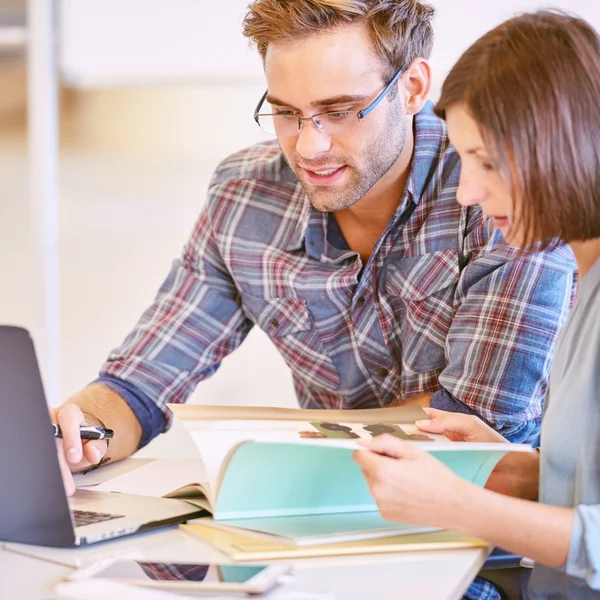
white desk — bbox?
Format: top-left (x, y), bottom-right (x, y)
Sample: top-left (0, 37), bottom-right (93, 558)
top-left (0, 528), bottom-right (487, 600)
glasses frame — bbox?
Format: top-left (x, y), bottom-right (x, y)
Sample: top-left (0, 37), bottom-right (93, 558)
top-left (253, 66), bottom-right (405, 136)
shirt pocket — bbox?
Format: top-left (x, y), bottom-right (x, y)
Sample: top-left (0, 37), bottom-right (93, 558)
top-left (386, 249), bottom-right (460, 373)
top-left (241, 295), bottom-right (340, 391)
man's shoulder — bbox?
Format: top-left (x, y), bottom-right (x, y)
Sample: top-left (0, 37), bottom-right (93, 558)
top-left (205, 141), bottom-right (308, 247)
top-left (465, 215), bottom-right (577, 278)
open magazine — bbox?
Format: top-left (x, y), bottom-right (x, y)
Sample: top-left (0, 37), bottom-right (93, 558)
top-left (165, 404), bottom-right (531, 546)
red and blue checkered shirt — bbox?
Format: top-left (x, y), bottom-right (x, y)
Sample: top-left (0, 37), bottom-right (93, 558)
top-left (97, 102), bottom-right (575, 449)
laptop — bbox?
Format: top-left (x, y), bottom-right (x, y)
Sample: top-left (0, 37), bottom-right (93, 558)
top-left (0, 325), bottom-right (205, 547)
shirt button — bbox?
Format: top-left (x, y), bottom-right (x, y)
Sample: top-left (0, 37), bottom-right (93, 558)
top-left (269, 319), bottom-right (279, 329)
top-left (356, 297), bottom-right (365, 307)
top-left (377, 368), bottom-right (389, 378)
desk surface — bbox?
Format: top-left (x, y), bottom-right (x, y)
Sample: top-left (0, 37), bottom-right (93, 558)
top-left (1, 530), bottom-right (487, 600)
top-left (1, 456), bottom-right (489, 600)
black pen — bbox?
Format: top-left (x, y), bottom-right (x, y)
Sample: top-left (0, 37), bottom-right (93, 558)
top-left (52, 424), bottom-right (114, 440)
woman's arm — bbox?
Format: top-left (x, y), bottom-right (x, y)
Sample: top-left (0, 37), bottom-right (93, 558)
top-left (451, 480), bottom-right (573, 569)
top-left (354, 434), bottom-right (571, 570)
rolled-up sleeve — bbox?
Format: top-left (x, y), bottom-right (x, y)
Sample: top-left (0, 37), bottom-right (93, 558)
top-left (437, 227), bottom-right (575, 443)
top-left (565, 505), bottom-right (600, 589)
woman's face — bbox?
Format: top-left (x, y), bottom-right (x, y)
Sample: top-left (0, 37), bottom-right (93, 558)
top-left (446, 104), bottom-right (525, 246)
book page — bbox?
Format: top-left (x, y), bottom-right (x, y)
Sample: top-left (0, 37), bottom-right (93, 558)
top-left (169, 404), bottom-right (428, 425)
top-left (188, 418), bottom-right (448, 506)
top-left (180, 415), bottom-right (530, 516)
top-left (93, 458), bottom-right (208, 499)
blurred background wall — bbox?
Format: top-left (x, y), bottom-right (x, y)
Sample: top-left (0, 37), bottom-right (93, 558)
top-left (2, 1), bottom-right (600, 451)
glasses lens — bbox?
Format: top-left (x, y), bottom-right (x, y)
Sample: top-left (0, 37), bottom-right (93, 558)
top-left (257, 114), bottom-right (277, 136)
top-left (255, 107), bottom-right (358, 137)
top-left (319, 111), bottom-right (357, 135)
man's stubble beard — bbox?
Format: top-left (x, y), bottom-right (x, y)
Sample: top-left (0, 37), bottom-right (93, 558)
top-left (282, 100), bottom-right (407, 213)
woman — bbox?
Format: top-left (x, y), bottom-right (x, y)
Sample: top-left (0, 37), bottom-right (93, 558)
top-left (354, 10), bottom-right (600, 600)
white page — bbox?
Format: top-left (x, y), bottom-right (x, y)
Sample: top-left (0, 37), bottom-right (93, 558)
top-left (74, 458), bottom-right (154, 488)
top-left (94, 458), bottom-right (207, 498)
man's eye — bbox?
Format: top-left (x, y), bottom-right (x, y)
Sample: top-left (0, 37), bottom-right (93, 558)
top-left (274, 110), bottom-right (296, 116)
top-left (325, 111), bottom-right (351, 121)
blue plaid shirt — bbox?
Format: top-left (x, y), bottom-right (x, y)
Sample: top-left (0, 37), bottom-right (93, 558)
top-left (95, 102), bottom-right (574, 451)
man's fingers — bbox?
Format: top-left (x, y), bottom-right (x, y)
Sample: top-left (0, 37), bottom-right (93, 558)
top-left (56, 441), bottom-right (76, 496)
top-left (56, 404), bottom-right (86, 464)
top-left (82, 440), bottom-right (107, 464)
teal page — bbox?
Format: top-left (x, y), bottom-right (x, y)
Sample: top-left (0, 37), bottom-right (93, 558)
top-left (213, 442), bottom-right (509, 520)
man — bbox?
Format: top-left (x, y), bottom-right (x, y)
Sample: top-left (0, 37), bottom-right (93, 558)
top-left (55, 0), bottom-right (573, 500)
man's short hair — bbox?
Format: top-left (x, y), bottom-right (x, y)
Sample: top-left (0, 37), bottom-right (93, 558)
top-left (243, 0), bottom-right (435, 82)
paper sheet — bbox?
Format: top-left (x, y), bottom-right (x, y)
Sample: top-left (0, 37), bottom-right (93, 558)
top-left (93, 458), bottom-right (208, 498)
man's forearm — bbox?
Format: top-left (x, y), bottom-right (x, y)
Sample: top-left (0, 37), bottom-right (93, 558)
top-left (64, 384), bottom-right (143, 464)
top-left (394, 392), bottom-right (433, 408)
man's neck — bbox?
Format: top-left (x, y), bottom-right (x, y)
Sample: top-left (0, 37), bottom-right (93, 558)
top-left (334, 131), bottom-right (415, 265)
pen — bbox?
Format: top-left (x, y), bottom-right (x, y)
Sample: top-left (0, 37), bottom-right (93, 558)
top-left (52, 424), bottom-right (114, 440)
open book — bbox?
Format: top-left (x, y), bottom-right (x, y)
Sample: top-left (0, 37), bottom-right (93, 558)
top-left (166, 404), bottom-right (530, 546)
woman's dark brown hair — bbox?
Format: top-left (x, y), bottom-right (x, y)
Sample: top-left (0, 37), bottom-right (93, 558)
top-left (435, 11), bottom-right (600, 247)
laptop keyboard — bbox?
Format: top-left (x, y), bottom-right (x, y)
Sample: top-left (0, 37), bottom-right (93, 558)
top-left (73, 509), bottom-right (124, 528)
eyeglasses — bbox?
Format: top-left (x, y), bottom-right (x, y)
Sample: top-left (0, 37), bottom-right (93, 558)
top-left (253, 67), bottom-right (404, 138)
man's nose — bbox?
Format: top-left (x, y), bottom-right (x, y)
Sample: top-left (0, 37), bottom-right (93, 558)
top-left (295, 120), bottom-right (332, 160)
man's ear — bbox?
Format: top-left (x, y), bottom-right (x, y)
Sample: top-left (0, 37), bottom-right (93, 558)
top-left (401, 58), bottom-right (432, 116)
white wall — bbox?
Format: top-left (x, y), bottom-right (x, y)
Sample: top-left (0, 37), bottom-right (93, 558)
top-left (15, 1), bottom-right (600, 430)
top-left (428, 1), bottom-right (600, 96)
top-left (59, 0), bottom-right (600, 93)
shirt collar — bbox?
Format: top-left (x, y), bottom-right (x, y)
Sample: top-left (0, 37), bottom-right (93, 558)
top-left (285, 199), bottom-right (353, 263)
top-left (285, 100), bottom-right (449, 257)
top-left (405, 100), bottom-right (449, 205)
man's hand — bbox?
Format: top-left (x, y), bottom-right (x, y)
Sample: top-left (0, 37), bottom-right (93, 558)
top-left (50, 404), bottom-right (108, 497)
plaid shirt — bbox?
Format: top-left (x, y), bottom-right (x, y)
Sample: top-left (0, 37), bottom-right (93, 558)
top-left (98, 102), bottom-right (574, 449)
top-left (137, 561), bottom-right (209, 581)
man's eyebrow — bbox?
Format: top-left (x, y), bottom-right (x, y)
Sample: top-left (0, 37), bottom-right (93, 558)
top-left (265, 93), bottom-right (368, 109)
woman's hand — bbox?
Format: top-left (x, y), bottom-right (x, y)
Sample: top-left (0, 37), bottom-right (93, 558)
top-left (416, 408), bottom-right (539, 499)
top-left (353, 434), bottom-right (470, 529)
top-left (415, 407), bottom-right (507, 443)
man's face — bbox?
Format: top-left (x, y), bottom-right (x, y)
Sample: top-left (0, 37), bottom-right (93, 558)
top-left (264, 23), bottom-right (407, 212)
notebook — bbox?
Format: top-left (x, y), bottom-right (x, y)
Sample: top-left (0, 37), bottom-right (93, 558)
top-left (181, 522), bottom-right (490, 561)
